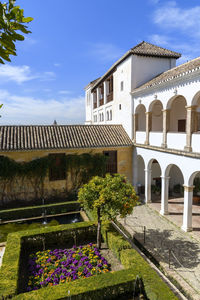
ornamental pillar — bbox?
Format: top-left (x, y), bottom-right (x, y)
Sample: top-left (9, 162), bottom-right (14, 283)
top-left (145, 169), bottom-right (152, 203)
top-left (145, 112), bottom-right (152, 145)
top-left (181, 185), bottom-right (194, 232)
top-left (133, 113), bottom-right (138, 143)
top-left (162, 109), bottom-right (170, 148)
top-left (160, 176), bottom-right (170, 215)
top-left (184, 106), bottom-right (197, 152)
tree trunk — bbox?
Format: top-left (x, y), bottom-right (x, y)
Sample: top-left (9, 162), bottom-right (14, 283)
top-left (97, 207), bottom-right (101, 249)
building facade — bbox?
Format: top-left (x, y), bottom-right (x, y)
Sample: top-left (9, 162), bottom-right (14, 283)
top-left (85, 41), bottom-right (200, 232)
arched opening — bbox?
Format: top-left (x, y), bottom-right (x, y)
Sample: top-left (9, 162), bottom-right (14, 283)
top-left (164, 164), bottom-right (184, 226)
top-left (150, 159), bottom-right (161, 204)
top-left (188, 171), bottom-right (200, 231)
top-left (135, 104), bottom-right (146, 131)
top-left (167, 96), bottom-right (187, 133)
top-left (149, 100), bottom-right (163, 132)
top-left (137, 155), bottom-right (145, 199)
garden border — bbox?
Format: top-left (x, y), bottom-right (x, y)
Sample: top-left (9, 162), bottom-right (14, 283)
top-left (0, 221), bottom-right (178, 300)
top-left (0, 201), bottom-right (80, 222)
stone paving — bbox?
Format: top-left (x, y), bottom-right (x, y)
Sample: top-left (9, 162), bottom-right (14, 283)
top-left (118, 203), bottom-right (200, 300)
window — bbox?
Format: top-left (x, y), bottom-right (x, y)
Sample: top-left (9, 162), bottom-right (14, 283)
top-left (49, 153), bottom-right (66, 181)
top-left (120, 81), bottom-right (124, 91)
top-left (178, 119), bottom-right (186, 132)
top-left (119, 104), bottom-right (121, 110)
top-left (103, 151), bottom-right (117, 174)
top-left (110, 110), bottom-right (112, 120)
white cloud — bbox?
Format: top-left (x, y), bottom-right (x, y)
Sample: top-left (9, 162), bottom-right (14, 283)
top-left (0, 65), bottom-right (36, 84)
top-left (0, 65), bottom-right (56, 84)
top-left (0, 90), bottom-right (85, 125)
top-left (58, 90), bottom-right (72, 95)
top-left (89, 42), bottom-right (123, 62)
top-left (54, 63), bottom-right (61, 67)
top-left (153, 2), bottom-right (200, 37)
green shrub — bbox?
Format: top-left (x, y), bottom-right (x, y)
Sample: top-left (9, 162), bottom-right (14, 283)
top-left (120, 249), bottom-right (178, 300)
top-left (0, 201), bottom-right (80, 221)
top-left (0, 222), bottom-right (97, 299)
top-left (101, 222), bottom-right (131, 260)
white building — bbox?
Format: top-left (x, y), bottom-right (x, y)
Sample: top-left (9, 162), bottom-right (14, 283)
top-left (85, 41), bottom-right (200, 232)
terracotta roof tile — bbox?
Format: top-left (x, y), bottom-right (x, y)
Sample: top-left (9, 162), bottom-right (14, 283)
top-left (0, 125), bottom-right (132, 151)
top-left (91, 41), bottom-right (181, 91)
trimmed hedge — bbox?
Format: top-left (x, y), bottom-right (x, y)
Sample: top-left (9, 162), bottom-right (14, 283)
top-left (0, 201), bottom-right (80, 222)
top-left (85, 207), bottom-right (178, 299)
top-left (0, 221), bottom-right (97, 299)
top-left (101, 223), bottom-right (178, 300)
top-left (0, 220), bottom-right (178, 300)
top-left (13, 268), bottom-right (136, 300)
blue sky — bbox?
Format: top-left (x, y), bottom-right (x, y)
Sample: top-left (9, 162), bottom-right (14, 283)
top-left (0, 0), bottom-right (200, 124)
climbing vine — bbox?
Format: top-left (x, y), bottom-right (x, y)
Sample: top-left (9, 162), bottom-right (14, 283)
top-left (0, 153), bottom-right (107, 206)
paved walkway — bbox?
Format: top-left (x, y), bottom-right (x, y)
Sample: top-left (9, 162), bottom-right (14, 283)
top-left (118, 204), bottom-right (200, 300)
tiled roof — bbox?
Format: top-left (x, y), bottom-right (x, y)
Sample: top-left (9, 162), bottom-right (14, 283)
top-left (0, 125), bottom-right (132, 151)
top-left (84, 77), bottom-right (100, 90)
top-left (132, 56), bottom-right (200, 94)
top-left (91, 41), bottom-right (181, 91)
top-left (131, 41), bottom-right (181, 58)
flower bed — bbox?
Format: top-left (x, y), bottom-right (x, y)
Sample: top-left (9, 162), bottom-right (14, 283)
top-left (27, 243), bottom-right (110, 292)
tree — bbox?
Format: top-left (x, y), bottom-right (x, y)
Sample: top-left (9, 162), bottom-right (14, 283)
top-left (0, 0), bottom-right (33, 64)
top-left (78, 174), bottom-right (138, 249)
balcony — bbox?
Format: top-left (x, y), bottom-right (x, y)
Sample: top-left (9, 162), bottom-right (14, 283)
top-left (136, 131), bottom-right (146, 144)
top-left (167, 132), bottom-right (186, 150)
top-left (149, 132), bottom-right (163, 147)
top-left (192, 132), bottom-right (200, 152)
top-left (107, 92), bottom-right (113, 102)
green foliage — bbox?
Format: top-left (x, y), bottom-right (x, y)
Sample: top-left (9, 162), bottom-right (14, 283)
top-left (0, 222), bottom-right (97, 299)
top-left (120, 249), bottom-right (178, 300)
top-left (13, 269), bottom-right (136, 300)
top-left (101, 223), bottom-right (178, 300)
top-left (0, 219), bottom-right (60, 243)
top-left (0, 0), bottom-right (33, 64)
top-left (0, 221), bottom-right (178, 300)
top-left (78, 174), bottom-right (138, 221)
top-left (0, 153), bottom-right (106, 206)
top-left (0, 200), bottom-right (80, 222)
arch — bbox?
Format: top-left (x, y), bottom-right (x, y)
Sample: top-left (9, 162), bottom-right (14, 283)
top-left (135, 104), bottom-right (146, 131)
top-left (166, 95), bottom-right (187, 132)
top-left (164, 164), bottom-right (184, 198)
top-left (191, 91), bottom-right (200, 106)
top-left (188, 171), bottom-right (200, 187)
top-left (148, 100), bottom-right (163, 132)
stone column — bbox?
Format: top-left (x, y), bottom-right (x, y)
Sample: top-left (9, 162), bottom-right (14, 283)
top-left (96, 87), bottom-right (100, 108)
top-left (145, 112), bottom-right (152, 145)
top-left (162, 109), bottom-right (170, 148)
top-left (160, 176), bottom-right (170, 215)
top-left (103, 81), bottom-right (107, 105)
top-left (184, 106), bottom-right (197, 152)
top-left (181, 185), bottom-right (194, 232)
top-left (145, 169), bottom-right (152, 203)
top-left (133, 113), bottom-right (138, 143)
